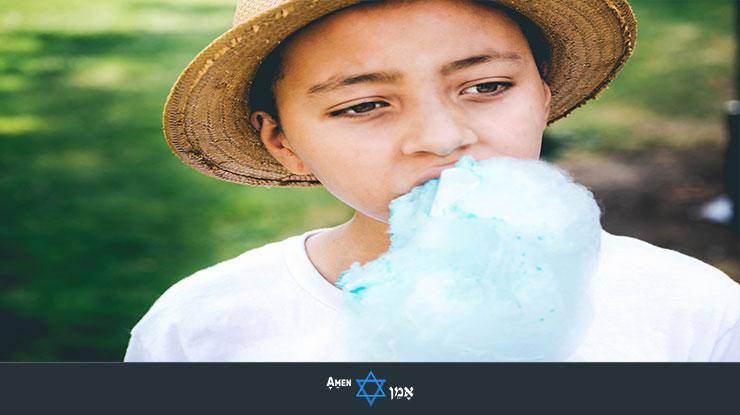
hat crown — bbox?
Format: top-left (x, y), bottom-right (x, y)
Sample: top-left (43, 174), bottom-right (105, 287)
top-left (234, 0), bottom-right (294, 26)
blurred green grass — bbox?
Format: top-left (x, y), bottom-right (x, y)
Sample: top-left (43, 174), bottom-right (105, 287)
top-left (0, 0), bottom-right (735, 360)
top-left (549, 0), bottom-right (736, 151)
top-left (0, 0), bottom-right (353, 360)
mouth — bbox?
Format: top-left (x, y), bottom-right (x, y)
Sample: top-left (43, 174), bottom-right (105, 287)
top-left (412, 161), bottom-right (459, 189)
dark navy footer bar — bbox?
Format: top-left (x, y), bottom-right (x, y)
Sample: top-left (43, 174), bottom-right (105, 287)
top-left (0, 363), bottom-right (736, 413)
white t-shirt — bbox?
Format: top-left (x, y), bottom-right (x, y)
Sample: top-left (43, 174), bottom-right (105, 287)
top-left (124, 229), bottom-right (740, 362)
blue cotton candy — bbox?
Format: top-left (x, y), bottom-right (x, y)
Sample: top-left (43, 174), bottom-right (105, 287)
top-left (335, 156), bottom-right (602, 361)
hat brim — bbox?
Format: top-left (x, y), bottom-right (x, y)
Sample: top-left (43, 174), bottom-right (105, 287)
top-left (164, 0), bottom-right (636, 187)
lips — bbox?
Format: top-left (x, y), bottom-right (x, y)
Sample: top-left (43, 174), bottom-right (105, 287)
top-left (412, 162), bottom-right (459, 189)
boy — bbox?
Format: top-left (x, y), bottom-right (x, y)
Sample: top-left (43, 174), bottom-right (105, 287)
top-left (124, 0), bottom-right (739, 361)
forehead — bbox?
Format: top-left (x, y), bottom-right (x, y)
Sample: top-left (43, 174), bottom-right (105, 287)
top-left (295, 0), bottom-right (522, 37)
top-left (277, 0), bottom-right (533, 84)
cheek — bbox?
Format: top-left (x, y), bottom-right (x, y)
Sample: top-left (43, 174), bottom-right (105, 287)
top-left (504, 95), bottom-right (547, 157)
top-left (301, 137), bottom-right (385, 182)
top-left (288, 132), bottom-right (396, 216)
top-left (515, 124), bottom-right (545, 160)
top-left (475, 111), bottom-right (544, 158)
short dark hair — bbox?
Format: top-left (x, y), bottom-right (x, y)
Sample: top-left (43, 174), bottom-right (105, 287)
top-left (248, 1), bottom-right (550, 123)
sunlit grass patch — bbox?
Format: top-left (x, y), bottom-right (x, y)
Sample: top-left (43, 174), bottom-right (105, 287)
top-left (0, 115), bottom-right (45, 135)
top-left (0, 36), bottom-right (42, 54)
top-left (33, 149), bottom-right (104, 170)
top-left (0, 74), bottom-right (28, 91)
top-left (0, 0), bottom-right (233, 33)
top-left (68, 58), bottom-right (132, 89)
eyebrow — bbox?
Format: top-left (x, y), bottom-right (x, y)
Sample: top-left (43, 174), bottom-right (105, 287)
top-left (439, 51), bottom-right (523, 76)
top-left (307, 71), bottom-right (402, 95)
top-left (306, 50), bottom-right (523, 95)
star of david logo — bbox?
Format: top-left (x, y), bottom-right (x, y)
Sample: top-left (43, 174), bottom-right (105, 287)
top-left (355, 371), bottom-right (386, 406)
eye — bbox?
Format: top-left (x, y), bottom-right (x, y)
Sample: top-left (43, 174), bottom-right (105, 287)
top-left (330, 101), bottom-right (390, 117)
top-left (460, 81), bottom-right (512, 95)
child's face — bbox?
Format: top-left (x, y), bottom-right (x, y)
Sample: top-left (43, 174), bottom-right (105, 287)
top-left (263, 0), bottom-right (550, 222)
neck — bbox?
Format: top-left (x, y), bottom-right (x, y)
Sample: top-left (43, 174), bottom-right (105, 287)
top-left (305, 211), bottom-right (390, 285)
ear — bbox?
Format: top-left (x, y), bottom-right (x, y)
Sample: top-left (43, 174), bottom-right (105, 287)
top-left (250, 111), bottom-right (312, 175)
top-left (541, 80), bottom-right (552, 123)
top-left (539, 61), bottom-right (549, 79)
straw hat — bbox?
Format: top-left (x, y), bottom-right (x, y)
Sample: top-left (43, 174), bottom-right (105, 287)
top-left (164, 0), bottom-right (636, 187)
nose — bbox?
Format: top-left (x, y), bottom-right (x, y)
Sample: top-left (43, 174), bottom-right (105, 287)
top-left (400, 98), bottom-right (478, 156)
